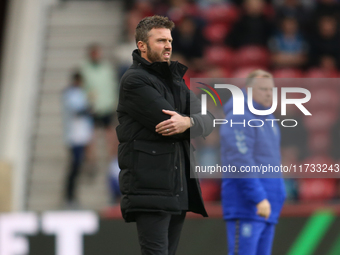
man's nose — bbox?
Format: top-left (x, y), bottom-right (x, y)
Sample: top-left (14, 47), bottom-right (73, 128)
top-left (165, 41), bottom-right (172, 50)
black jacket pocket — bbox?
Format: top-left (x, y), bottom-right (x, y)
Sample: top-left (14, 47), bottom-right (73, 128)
top-left (133, 140), bottom-right (175, 193)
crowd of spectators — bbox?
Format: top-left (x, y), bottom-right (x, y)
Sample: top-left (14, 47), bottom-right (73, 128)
top-left (121, 0), bottom-right (340, 79)
top-left (118, 0), bottom-right (340, 204)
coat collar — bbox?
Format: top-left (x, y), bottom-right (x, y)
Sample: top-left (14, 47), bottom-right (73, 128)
top-left (132, 49), bottom-right (188, 79)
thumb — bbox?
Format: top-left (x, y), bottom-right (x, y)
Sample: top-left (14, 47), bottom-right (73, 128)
top-left (162, 109), bottom-right (177, 116)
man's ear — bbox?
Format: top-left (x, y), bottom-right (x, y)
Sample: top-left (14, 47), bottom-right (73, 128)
top-left (137, 41), bottom-right (146, 53)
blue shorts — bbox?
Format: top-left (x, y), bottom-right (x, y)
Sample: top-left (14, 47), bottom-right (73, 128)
top-left (226, 219), bottom-right (276, 255)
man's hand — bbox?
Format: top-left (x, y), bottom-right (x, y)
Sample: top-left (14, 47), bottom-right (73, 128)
top-left (256, 199), bottom-right (271, 220)
top-left (155, 110), bottom-right (190, 136)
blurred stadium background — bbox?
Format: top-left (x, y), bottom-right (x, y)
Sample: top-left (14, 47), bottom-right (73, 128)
top-left (0, 0), bottom-right (340, 254)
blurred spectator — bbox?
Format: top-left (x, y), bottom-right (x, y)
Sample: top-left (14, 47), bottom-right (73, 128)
top-left (273, 0), bottom-right (315, 8)
top-left (62, 72), bottom-right (93, 208)
top-left (80, 44), bottom-right (119, 168)
top-left (131, 0), bottom-right (154, 17)
top-left (314, 0), bottom-right (340, 18)
top-left (269, 16), bottom-right (307, 68)
top-left (319, 55), bottom-right (339, 76)
top-left (225, 0), bottom-right (274, 48)
top-left (172, 16), bottom-right (206, 61)
top-left (274, 0), bottom-right (314, 27)
top-left (164, 0), bottom-right (200, 23)
top-left (230, 0), bottom-right (272, 6)
top-left (308, 15), bottom-right (340, 68)
top-left (196, 0), bottom-right (229, 9)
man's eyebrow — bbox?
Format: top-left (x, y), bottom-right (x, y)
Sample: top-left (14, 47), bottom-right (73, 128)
top-left (157, 38), bottom-right (172, 40)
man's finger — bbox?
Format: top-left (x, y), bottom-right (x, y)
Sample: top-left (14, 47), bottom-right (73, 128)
top-left (156, 123), bottom-right (173, 132)
top-left (155, 119), bottom-right (171, 129)
top-left (156, 126), bottom-right (174, 134)
top-left (157, 129), bottom-right (170, 134)
top-left (162, 109), bottom-right (177, 116)
top-left (162, 130), bottom-right (177, 136)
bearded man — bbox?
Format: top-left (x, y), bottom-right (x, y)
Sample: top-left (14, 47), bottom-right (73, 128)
top-left (116, 15), bottom-right (214, 255)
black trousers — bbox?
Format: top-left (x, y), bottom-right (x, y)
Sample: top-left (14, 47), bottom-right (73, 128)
top-left (65, 145), bottom-right (86, 202)
top-left (135, 211), bottom-right (186, 255)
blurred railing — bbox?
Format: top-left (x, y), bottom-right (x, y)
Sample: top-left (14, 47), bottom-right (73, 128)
top-left (0, 161), bottom-right (11, 212)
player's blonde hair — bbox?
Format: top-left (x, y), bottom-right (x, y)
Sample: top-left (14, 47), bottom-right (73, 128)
top-left (246, 69), bottom-right (273, 86)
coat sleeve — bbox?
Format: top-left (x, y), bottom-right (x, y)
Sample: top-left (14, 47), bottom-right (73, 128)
top-left (185, 89), bottom-right (215, 138)
top-left (121, 73), bottom-right (214, 139)
top-left (121, 73), bottom-right (178, 132)
top-left (220, 114), bottom-right (267, 205)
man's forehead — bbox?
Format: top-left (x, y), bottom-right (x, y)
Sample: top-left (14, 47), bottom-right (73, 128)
top-left (148, 28), bottom-right (172, 38)
top-left (253, 78), bottom-right (274, 88)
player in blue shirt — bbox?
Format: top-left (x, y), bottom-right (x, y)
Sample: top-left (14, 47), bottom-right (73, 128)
top-left (220, 70), bottom-right (286, 255)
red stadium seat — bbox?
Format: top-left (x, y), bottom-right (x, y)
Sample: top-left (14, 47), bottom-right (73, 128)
top-left (301, 155), bottom-right (335, 169)
top-left (183, 3), bottom-right (201, 17)
top-left (234, 46), bottom-right (270, 68)
top-left (200, 180), bottom-right (221, 202)
top-left (232, 67), bottom-right (267, 78)
top-left (308, 132), bottom-right (331, 155)
top-left (305, 68), bottom-right (339, 78)
top-left (204, 46), bottom-right (235, 69)
top-left (203, 23), bottom-right (231, 44)
top-left (203, 4), bottom-right (240, 24)
top-left (273, 69), bottom-right (303, 78)
top-left (272, 69), bottom-right (304, 89)
top-left (299, 178), bottom-right (336, 201)
top-left (306, 87), bottom-right (340, 111)
top-left (304, 110), bottom-right (337, 133)
top-left (202, 67), bottom-right (233, 79)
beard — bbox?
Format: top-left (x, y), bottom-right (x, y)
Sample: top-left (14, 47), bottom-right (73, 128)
top-left (146, 43), bottom-right (171, 64)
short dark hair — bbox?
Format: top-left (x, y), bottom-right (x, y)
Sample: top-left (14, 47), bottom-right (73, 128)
top-left (135, 15), bottom-right (175, 45)
top-left (71, 71), bottom-right (82, 82)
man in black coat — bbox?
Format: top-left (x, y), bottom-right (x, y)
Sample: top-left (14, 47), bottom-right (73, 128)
top-left (116, 15), bottom-right (214, 255)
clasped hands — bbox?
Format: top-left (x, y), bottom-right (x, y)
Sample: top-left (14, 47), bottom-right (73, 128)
top-left (155, 109), bottom-right (190, 136)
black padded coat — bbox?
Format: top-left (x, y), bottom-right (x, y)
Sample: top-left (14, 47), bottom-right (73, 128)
top-left (116, 50), bottom-right (214, 222)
